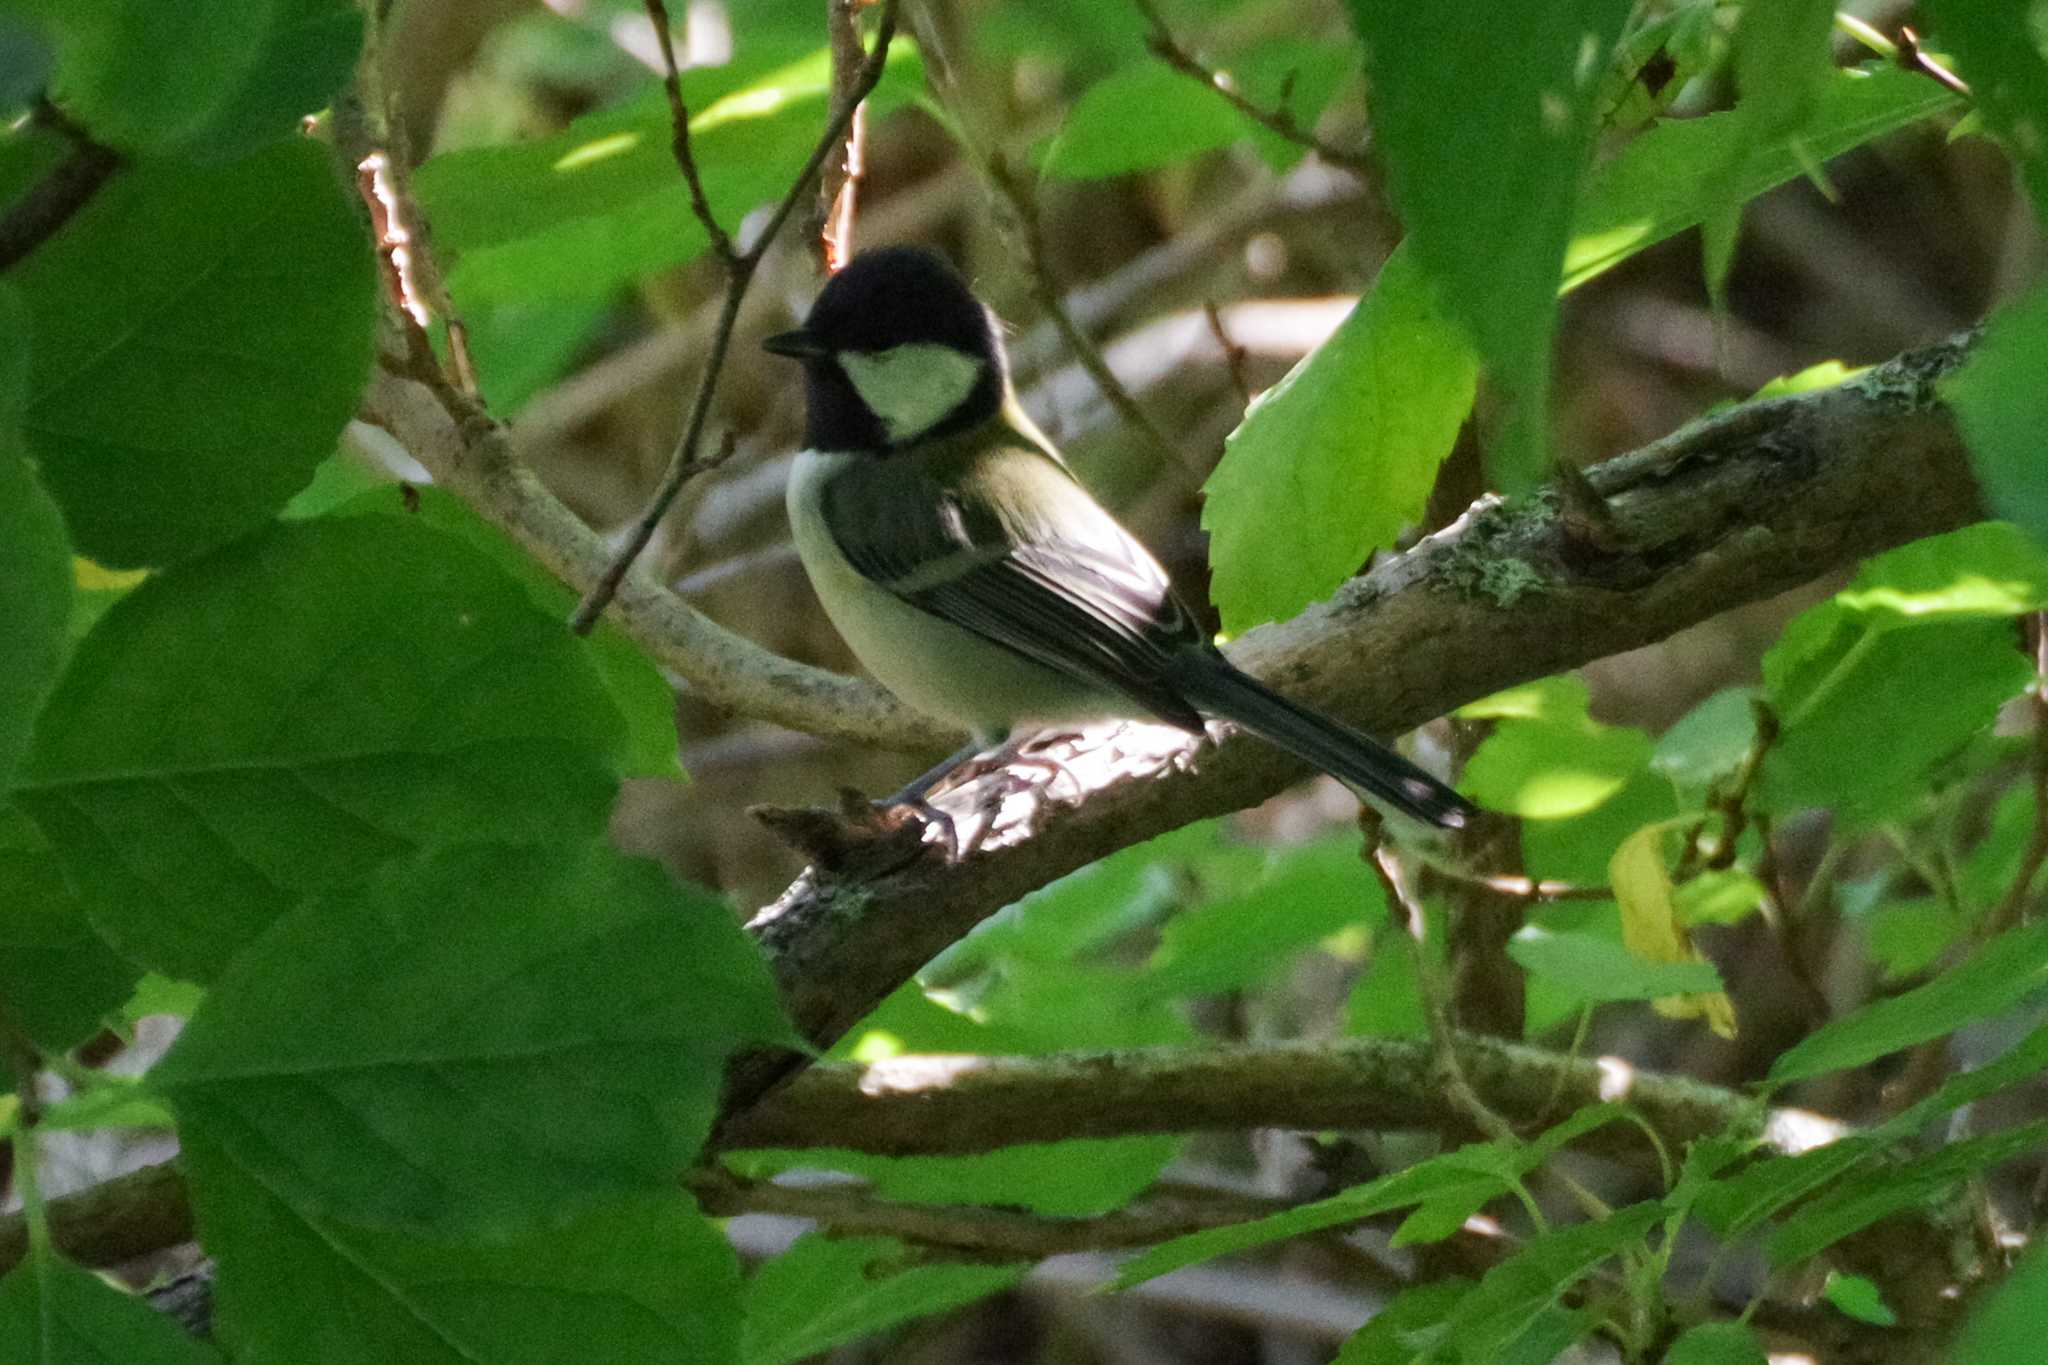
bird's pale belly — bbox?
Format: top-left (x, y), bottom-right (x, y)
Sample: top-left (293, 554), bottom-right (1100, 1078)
top-left (788, 451), bottom-right (1120, 736)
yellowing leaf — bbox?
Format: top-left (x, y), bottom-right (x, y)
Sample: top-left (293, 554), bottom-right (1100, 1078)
top-left (1611, 825), bottom-right (1736, 1038)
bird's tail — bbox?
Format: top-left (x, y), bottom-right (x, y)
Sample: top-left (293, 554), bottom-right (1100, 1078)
top-left (1172, 656), bottom-right (1475, 830)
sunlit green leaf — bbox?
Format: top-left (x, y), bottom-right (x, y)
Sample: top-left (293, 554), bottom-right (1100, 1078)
top-left (418, 43), bottom-right (924, 305)
top-left (1565, 67), bottom-right (1961, 292)
top-left (1822, 1272), bottom-right (1898, 1327)
top-left (1698, 0), bottom-right (1839, 305)
top-left (1205, 244), bottom-right (1476, 631)
top-left (1042, 38), bottom-right (1353, 179)
top-left (1345, 0), bottom-right (1633, 488)
top-left (1763, 523), bottom-right (2045, 823)
top-left (1462, 675), bottom-right (1653, 820)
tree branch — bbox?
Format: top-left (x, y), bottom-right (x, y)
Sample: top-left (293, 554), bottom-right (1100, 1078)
top-left (693, 1167), bottom-right (1288, 1259)
top-left (1, 1029), bottom-right (1841, 1277)
top-left (0, 98), bottom-right (122, 273)
top-left (359, 367), bottom-right (952, 750)
top-left (724, 331), bottom-right (1985, 1111)
top-left (719, 1036), bottom-right (1816, 1160)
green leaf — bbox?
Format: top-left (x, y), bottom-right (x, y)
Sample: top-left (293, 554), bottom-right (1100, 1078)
top-left (1333, 1280), bottom-right (1470, 1364)
top-left (1949, 1237), bottom-right (2048, 1364)
top-left (1203, 243), bottom-right (1476, 631)
top-left (1112, 1150), bottom-right (1503, 1290)
top-left (1947, 287), bottom-right (2048, 546)
top-left (418, 43), bottom-right (924, 305)
top-left (0, 844), bottom-right (135, 1053)
top-left (1142, 836), bottom-right (1382, 998)
top-left (1343, 915), bottom-right (1427, 1038)
top-left (1344, 0), bottom-right (1633, 489)
top-left (157, 842), bottom-right (792, 1233)
top-left (1041, 39), bottom-right (1353, 179)
top-left (1041, 61), bottom-right (1247, 179)
top-left (1651, 687), bottom-right (1757, 796)
top-left (0, 300), bottom-right (70, 794)
top-left (340, 488), bottom-right (682, 779)
top-left (19, 516), bottom-right (631, 981)
top-left (13, 0), bottom-right (269, 153)
top-left (1762, 524), bottom-right (2046, 823)
top-left (1768, 1120), bottom-right (2048, 1265)
top-left (1435, 1202), bottom-right (1663, 1360)
top-left (1699, 1024), bottom-right (2048, 1236)
top-left (1565, 67), bottom-right (1962, 292)
top-left (1698, 0), bottom-right (1840, 305)
top-left (175, 0), bottom-right (364, 160)
top-left (13, 139), bottom-right (374, 566)
top-left (0, 1247), bottom-right (223, 1364)
top-left (1666, 1321), bottom-right (1769, 1365)
top-left (1921, 0), bottom-right (2048, 222)
top-left (1114, 1107), bottom-right (1621, 1289)
top-left (1461, 675), bottom-right (1653, 819)
top-left (1772, 919), bottom-right (2048, 1082)
top-left (741, 1234), bottom-right (1022, 1365)
top-left (1822, 1272), bottom-right (1898, 1328)
top-left (1507, 926), bottom-right (1724, 1004)
top-left (186, 1133), bottom-right (742, 1365)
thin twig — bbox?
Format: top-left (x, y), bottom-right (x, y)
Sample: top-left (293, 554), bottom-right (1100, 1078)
top-left (984, 151), bottom-right (1195, 481)
top-left (1896, 25), bottom-right (1972, 98)
top-left (1358, 810), bottom-right (1517, 1145)
top-left (353, 8), bottom-right (479, 396)
top-left (816, 0), bottom-right (872, 272)
top-left (0, 98), bottom-right (122, 274)
top-left (570, 0), bottom-right (901, 633)
top-left (641, 0), bottom-right (736, 264)
top-left (1425, 865), bottom-right (1613, 904)
top-left (1202, 298), bottom-right (1252, 411)
top-left (691, 1168), bottom-right (1287, 1259)
top-left (1991, 612), bottom-right (2048, 934)
top-left (1130, 0), bottom-right (1373, 177)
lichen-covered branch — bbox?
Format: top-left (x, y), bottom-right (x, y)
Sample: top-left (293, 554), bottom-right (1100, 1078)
top-left (726, 331), bottom-right (1984, 1109)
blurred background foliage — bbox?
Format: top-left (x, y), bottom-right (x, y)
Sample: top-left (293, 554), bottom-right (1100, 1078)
top-left (6, 0), bottom-right (2048, 1360)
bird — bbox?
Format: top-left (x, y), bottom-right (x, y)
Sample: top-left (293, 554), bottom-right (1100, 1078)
top-left (765, 244), bottom-right (1475, 832)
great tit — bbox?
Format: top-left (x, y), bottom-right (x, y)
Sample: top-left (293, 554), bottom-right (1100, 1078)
top-left (767, 245), bottom-right (1474, 830)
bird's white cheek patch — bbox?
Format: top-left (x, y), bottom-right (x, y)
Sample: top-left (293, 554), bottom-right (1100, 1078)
top-left (840, 343), bottom-right (984, 442)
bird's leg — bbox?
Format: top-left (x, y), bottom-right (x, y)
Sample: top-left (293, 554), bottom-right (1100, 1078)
top-left (887, 738), bottom-right (990, 807)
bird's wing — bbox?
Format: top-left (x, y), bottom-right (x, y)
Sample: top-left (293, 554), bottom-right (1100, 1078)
top-left (821, 433), bottom-right (1210, 730)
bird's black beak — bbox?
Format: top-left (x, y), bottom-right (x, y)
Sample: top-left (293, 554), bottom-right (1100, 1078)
top-left (763, 328), bottom-right (827, 360)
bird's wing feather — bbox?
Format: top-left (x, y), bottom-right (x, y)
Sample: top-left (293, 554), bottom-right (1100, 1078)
top-left (822, 434), bottom-right (1209, 729)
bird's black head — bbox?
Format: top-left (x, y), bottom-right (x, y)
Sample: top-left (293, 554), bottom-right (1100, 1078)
top-left (764, 246), bottom-right (1005, 453)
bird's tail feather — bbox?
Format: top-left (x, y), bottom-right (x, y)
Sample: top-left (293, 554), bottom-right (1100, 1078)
top-left (1174, 658), bottom-right (1475, 830)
